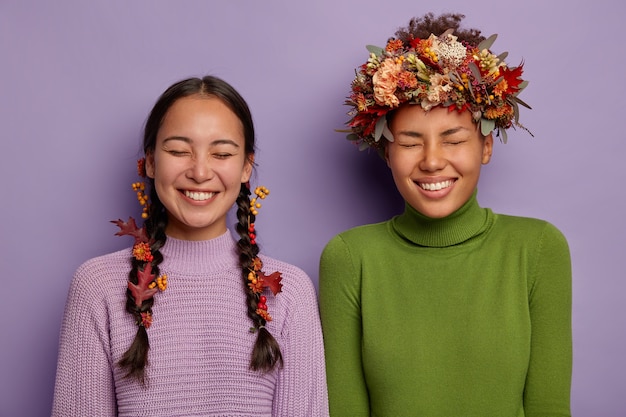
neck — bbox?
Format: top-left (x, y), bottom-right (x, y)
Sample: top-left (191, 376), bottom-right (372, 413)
top-left (159, 230), bottom-right (239, 273)
top-left (391, 190), bottom-right (492, 247)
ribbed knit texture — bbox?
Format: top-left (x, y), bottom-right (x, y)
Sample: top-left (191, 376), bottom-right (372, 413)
top-left (319, 192), bottom-right (572, 417)
top-left (52, 231), bottom-right (329, 417)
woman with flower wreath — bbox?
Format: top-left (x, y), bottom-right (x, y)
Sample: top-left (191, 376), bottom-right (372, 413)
top-left (52, 75), bottom-right (329, 416)
top-left (319, 13), bottom-right (572, 416)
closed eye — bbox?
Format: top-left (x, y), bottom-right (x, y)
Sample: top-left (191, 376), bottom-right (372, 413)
top-left (399, 142), bottom-right (422, 148)
top-left (167, 150), bottom-right (190, 156)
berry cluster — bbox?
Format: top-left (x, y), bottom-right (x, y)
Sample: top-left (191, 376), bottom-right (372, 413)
top-left (133, 158), bottom-right (150, 219)
top-left (249, 186), bottom-right (269, 216)
top-left (256, 295), bottom-right (270, 321)
top-left (148, 274), bottom-right (168, 291)
top-left (248, 186), bottom-right (270, 243)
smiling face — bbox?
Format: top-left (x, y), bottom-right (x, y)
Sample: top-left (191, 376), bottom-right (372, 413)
top-left (145, 95), bottom-right (253, 240)
top-left (385, 105), bottom-right (493, 219)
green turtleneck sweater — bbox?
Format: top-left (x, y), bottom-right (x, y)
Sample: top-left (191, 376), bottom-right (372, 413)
top-left (319, 193), bottom-right (572, 417)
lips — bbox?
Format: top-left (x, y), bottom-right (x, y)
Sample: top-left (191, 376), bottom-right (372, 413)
top-left (184, 190), bottom-right (215, 201)
top-left (417, 180), bottom-right (454, 191)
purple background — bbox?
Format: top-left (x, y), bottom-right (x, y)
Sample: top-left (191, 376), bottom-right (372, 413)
top-left (1, 1), bottom-right (624, 415)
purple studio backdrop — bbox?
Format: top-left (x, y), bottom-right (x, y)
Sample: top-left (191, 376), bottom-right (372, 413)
top-left (1, 1), bottom-right (625, 416)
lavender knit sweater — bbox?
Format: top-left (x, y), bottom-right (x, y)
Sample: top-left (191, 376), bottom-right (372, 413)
top-left (52, 231), bottom-right (329, 417)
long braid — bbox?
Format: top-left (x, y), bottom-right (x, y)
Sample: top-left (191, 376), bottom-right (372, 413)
top-left (235, 183), bottom-right (283, 371)
top-left (118, 186), bottom-right (168, 383)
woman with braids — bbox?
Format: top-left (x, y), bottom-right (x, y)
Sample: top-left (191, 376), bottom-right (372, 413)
top-left (52, 75), bottom-right (329, 416)
top-left (319, 13), bottom-right (572, 416)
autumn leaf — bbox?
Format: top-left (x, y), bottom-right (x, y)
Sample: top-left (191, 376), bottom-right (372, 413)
top-left (500, 65), bottom-right (525, 92)
top-left (128, 263), bottom-right (158, 307)
top-left (258, 270), bottom-right (283, 296)
top-left (111, 217), bottom-right (149, 243)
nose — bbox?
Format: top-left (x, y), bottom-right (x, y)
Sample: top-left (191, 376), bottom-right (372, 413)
top-left (419, 143), bottom-right (445, 172)
top-left (187, 156), bottom-right (214, 182)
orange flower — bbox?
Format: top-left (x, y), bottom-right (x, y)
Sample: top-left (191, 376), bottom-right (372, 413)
top-left (397, 71), bottom-right (418, 89)
top-left (256, 309), bottom-right (272, 322)
top-left (372, 59), bottom-right (403, 107)
top-left (484, 104), bottom-right (514, 120)
top-left (252, 257), bottom-right (263, 271)
top-left (133, 242), bottom-right (154, 262)
top-left (386, 39), bottom-right (404, 53)
top-left (493, 79), bottom-right (509, 97)
top-left (248, 280), bottom-right (265, 294)
top-left (140, 312), bottom-right (153, 328)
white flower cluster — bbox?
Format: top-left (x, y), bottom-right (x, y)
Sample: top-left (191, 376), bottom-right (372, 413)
top-left (432, 33), bottom-right (467, 68)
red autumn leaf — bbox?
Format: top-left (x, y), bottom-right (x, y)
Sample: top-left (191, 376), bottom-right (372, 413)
top-left (258, 270), bottom-right (283, 296)
top-left (111, 217), bottom-right (149, 243)
top-left (500, 65), bottom-right (525, 92)
top-left (128, 263), bottom-right (158, 307)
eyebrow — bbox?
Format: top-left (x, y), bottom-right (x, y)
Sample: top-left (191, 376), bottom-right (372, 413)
top-left (162, 137), bottom-right (240, 147)
top-left (396, 125), bottom-right (469, 138)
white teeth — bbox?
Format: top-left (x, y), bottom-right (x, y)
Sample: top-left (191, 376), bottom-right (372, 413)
top-left (419, 180), bottom-right (453, 191)
top-left (184, 191), bottom-right (214, 201)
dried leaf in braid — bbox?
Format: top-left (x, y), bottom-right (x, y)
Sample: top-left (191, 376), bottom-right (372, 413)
top-left (113, 159), bottom-right (169, 383)
top-left (235, 182), bottom-right (283, 372)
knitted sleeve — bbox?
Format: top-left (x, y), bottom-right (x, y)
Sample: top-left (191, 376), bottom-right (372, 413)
top-left (271, 263), bottom-right (329, 417)
top-left (51, 259), bottom-right (118, 417)
top-left (319, 234), bottom-right (370, 416)
top-left (524, 222), bottom-right (573, 417)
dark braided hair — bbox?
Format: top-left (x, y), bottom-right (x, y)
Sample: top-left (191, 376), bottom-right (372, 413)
top-left (118, 75), bottom-right (282, 382)
top-left (118, 186), bottom-right (167, 383)
top-left (235, 183), bottom-right (283, 371)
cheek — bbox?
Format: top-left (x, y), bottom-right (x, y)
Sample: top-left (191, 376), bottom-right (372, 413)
top-left (152, 157), bottom-right (180, 180)
top-left (220, 162), bottom-right (249, 186)
top-left (387, 150), bottom-right (414, 177)
top-left (454, 153), bottom-right (483, 177)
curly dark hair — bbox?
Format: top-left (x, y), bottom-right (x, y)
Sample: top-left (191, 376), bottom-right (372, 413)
top-left (393, 12), bottom-right (485, 46)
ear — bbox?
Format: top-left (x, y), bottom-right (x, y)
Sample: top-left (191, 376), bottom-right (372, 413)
top-left (145, 151), bottom-right (156, 178)
top-left (241, 153), bottom-right (254, 183)
top-left (481, 133), bottom-right (494, 165)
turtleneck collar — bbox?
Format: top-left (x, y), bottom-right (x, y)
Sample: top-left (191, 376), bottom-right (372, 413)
top-left (159, 230), bottom-right (240, 274)
top-left (391, 190), bottom-right (493, 248)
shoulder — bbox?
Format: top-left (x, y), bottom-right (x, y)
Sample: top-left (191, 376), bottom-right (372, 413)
top-left (69, 248), bottom-right (132, 300)
top-left (494, 213), bottom-right (568, 242)
top-left (495, 214), bottom-right (563, 236)
top-left (322, 220), bottom-right (391, 253)
top-left (257, 255), bottom-right (321, 332)
top-left (74, 248), bottom-right (132, 280)
top-left (258, 255), bottom-right (317, 299)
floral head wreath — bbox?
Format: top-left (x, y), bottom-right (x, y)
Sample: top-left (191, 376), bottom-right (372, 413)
top-left (342, 30), bottom-right (532, 150)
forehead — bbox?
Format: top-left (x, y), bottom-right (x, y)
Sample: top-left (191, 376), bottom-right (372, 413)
top-left (158, 96), bottom-right (244, 143)
top-left (391, 105), bottom-right (477, 133)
